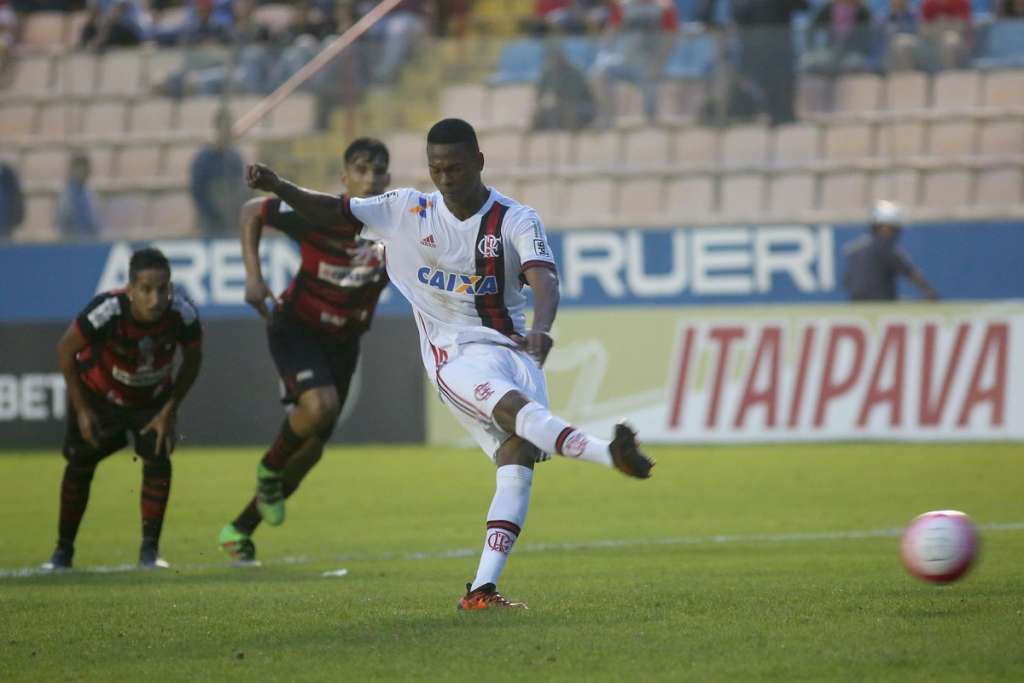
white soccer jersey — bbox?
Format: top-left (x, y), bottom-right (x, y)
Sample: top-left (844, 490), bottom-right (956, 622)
top-left (347, 187), bottom-right (556, 372)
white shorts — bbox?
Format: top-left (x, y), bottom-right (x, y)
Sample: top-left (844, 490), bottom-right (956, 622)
top-left (430, 343), bottom-right (549, 461)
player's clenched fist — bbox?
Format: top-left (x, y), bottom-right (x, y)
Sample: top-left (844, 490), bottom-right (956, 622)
top-left (246, 163), bottom-right (280, 192)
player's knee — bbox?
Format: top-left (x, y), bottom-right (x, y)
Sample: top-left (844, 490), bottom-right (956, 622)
top-left (142, 457), bottom-right (171, 477)
top-left (299, 388), bottom-right (341, 430)
top-left (492, 390), bottom-right (530, 434)
top-left (495, 435), bottom-right (538, 469)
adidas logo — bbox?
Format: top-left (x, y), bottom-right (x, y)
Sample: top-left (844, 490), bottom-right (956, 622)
top-left (420, 234), bottom-right (437, 248)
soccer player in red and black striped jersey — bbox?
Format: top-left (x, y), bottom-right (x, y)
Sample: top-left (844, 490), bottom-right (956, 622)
top-left (217, 138), bottom-right (391, 564)
top-left (43, 248), bottom-right (203, 570)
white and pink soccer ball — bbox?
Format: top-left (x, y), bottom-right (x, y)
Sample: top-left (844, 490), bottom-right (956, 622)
top-left (901, 510), bottom-right (979, 584)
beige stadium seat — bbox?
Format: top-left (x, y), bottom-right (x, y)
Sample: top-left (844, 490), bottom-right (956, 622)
top-left (617, 177), bottom-right (665, 225)
top-left (926, 119), bottom-right (976, 159)
top-left (921, 169), bottom-right (971, 209)
top-left (982, 70), bottom-right (1024, 109)
top-left (771, 123), bottom-right (820, 168)
top-left (820, 171), bottom-right (869, 212)
top-left (767, 172), bottom-right (816, 220)
top-left (97, 50), bottom-right (144, 96)
top-left (0, 104), bottom-right (38, 140)
top-left (19, 195), bottom-right (58, 241)
top-left (164, 144), bottom-right (198, 182)
top-left (823, 122), bottom-right (875, 163)
top-left (20, 12), bottom-right (66, 50)
top-left (144, 49), bottom-right (186, 91)
top-left (871, 169), bottom-right (919, 207)
top-left (88, 147), bottom-right (116, 182)
top-left (488, 85), bottom-right (533, 130)
top-left (974, 166), bottom-right (1023, 206)
top-left (563, 178), bottom-right (616, 227)
top-left (129, 99), bottom-right (176, 136)
top-left (80, 102), bottom-right (129, 138)
top-left (835, 74), bottom-right (883, 114)
top-left (719, 173), bottom-right (765, 220)
top-left (117, 145), bottom-right (163, 180)
top-left (977, 118), bottom-right (1024, 157)
top-left (441, 84), bottom-right (488, 125)
top-left (572, 130), bottom-right (622, 172)
top-left (150, 192), bottom-right (196, 236)
top-left (67, 11), bottom-right (89, 47)
top-left (10, 56), bottom-right (53, 95)
top-left (622, 127), bottom-right (672, 171)
top-left (665, 176), bottom-right (714, 221)
top-left (386, 132), bottom-right (427, 173)
top-left (523, 131), bottom-right (573, 171)
top-left (516, 177), bottom-right (562, 224)
top-left (656, 80), bottom-right (703, 124)
top-left (932, 70), bottom-right (981, 111)
top-left (885, 71), bottom-right (928, 112)
top-left (37, 102), bottom-right (72, 141)
top-left (253, 3), bottom-right (295, 34)
top-left (721, 125), bottom-right (770, 168)
top-left (797, 74), bottom-right (832, 116)
top-left (479, 131), bottom-right (524, 172)
top-left (673, 127), bottom-right (719, 168)
top-left (178, 96), bottom-right (223, 135)
top-left (103, 193), bottom-right (150, 235)
top-left (23, 149), bottom-right (69, 185)
top-left (61, 53), bottom-right (100, 96)
top-left (269, 94), bottom-right (317, 134)
top-left (878, 120), bottom-right (926, 160)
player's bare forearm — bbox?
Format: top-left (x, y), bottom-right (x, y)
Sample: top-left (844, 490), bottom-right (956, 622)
top-left (239, 199), bottom-right (266, 282)
top-left (524, 267), bottom-right (560, 333)
top-left (165, 346), bottom-right (202, 412)
top-left (246, 163), bottom-right (346, 227)
top-left (57, 324), bottom-right (91, 414)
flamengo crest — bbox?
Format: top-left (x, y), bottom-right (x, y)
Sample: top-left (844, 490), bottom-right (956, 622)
top-left (477, 234), bottom-right (502, 258)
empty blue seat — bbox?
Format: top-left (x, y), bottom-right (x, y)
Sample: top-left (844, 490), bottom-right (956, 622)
top-left (975, 20), bottom-right (1024, 69)
top-left (559, 36), bottom-right (599, 72)
top-left (489, 39), bottom-right (545, 86)
top-left (662, 34), bottom-right (716, 80)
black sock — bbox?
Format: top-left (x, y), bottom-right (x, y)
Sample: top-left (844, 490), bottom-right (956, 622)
top-left (58, 464), bottom-right (96, 549)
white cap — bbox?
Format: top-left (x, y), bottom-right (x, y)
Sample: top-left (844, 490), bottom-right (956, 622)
top-left (872, 199), bottom-right (904, 226)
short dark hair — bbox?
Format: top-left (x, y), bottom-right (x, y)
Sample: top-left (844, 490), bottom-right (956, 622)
top-left (129, 247), bottom-right (171, 282)
top-left (344, 137), bottom-right (390, 167)
top-left (426, 118), bottom-right (479, 152)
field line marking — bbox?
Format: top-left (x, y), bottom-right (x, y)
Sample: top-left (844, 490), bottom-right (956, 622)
top-left (3, 521), bottom-right (1022, 580)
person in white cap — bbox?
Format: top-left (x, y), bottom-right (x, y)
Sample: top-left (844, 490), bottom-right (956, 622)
top-left (843, 200), bottom-right (939, 301)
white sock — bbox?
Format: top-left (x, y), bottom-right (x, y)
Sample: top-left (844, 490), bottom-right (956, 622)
top-left (514, 401), bottom-right (613, 467)
top-left (470, 465), bottom-right (532, 591)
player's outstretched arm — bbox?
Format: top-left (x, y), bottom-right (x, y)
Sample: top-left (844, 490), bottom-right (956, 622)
top-left (239, 198), bottom-right (279, 320)
top-left (246, 163), bottom-right (354, 230)
top-left (523, 267), bottom-right (560, 367)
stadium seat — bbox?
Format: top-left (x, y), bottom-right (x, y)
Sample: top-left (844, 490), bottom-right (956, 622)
top-left (797, 74), bottom-right (832, 116)
top-left (982, 70), bottom-right (1024, 109)
top-left (661, 34), bottom-right (716, 80)
top-left (665, 176), bottom-right (714, 222)
top-left (673, 127), bottom-right (719, 168)
top-left (36, 103), bottom-right (71, 141)
top-left (23, 149), bottom-right (69, 185)
top-left (164, 144), bottom-right (198, 183)
top-left (560, 36), bottom-right (599, 72)
top-left (932, 70), bottom-right (982, 111)
top-left (63, 53), bottom-right (100, 96)
top-left (819, 171), bottom-right (869, 212)
top-left (974, 165), bottom-right (1024, 205)
top-left (253, 3), bottom-right (295, 34)
top-left (517, 177), bottom-right (562, 224)
top-left (622, 127), bottom-right (672, 172)
top-left (129, 99), bottom-right (176, 137)
top-left (926, 119), bottom-right (977, 159)
top-left (562, 178), bottom-right (616, 227)
top-left (268, 94), bottom-right (316, 134)
top-left (441, 84), bottom-right (488, 125)
top-left (20, 12), bottom-right (66, 51)
top-left (144, 49), bottom-right (186, 92)
top-left (878, 121), bottom-right (926, 160)
top-left (116, 145), bottom-right (163, 180)
top-left (89, 147), bottom-right (116, 182)
top-left (387, 132), bottom-right (427, 172)
top-left (489, 39), bottom-right (544, 85)
top-left (80, 102), bottom-right (129, 139)
top-left (719, 173), bottom-right (765, 220)
top-left (871, 169), bottom-right (919, 207)
top-left (523, 131), bottom-right (573, 171)
top-left (9, 56), bottom-right (53, 95)
top-left (479, 131), bottom-right (524, 171)
top-left (767, 172), bottom-right (816, 220)
top-left (103, 193), bottom-right (150, 235)
top-left (771, 123), bottom-right (821, 168)
top-left (572, 130), bottom-right (622, 172)
top-left (21, 195), bottom-right (58, 241)
top-left (720, 125), bottom-right (770, 169)
top-left (488, 85), bottom-right (534, 130)
top-left (823, 122), bottom-right (875, 163)
top-left (920, 169), bottom-right (972, 208)
top-left (178, 96), bottom-right (223, 135)
top-left (974, 20), bottom-right (1024, 70)
top-left (617, 177), bottom-right (665, 225)
top-left (150, 192), bottom-right (196, 237)
top-left (0, 104), bottom-right (37, 141)
top-left (835, 74), bottom-right (883, 114)
top-left (97, 50), bottom-right (144, 97)
top-left (656, 80), bottom-right (704, 124)
top-left (977, 118), bottom-right (1024, 157)
top-left (885, 71), bottom-right (929, 112)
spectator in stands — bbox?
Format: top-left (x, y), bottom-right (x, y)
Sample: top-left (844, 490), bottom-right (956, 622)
top-left (0, 158), bottom-right (24, 240)
top-left (591, 0), bottom-right (679, 126)
top-left (57, 153), bottom-right (103, 240)
top-left (802, 0), bottom-right (874, 76)
top-left (920, 0), bottom-right (972, 69)
top-left (998, 0), bottom-right (1024, 16)
top-left (525, 0), bottom-right (607, 35)
top-left (80, 0), bottom-right (149, 51)
top-left (359, 0), bottom-right (430, 84)
top-left (843, 200), bottom-right (939, 302)
top-left (532, 43), bottom-right (597, 131)
top-left (884, 0), bottom-right (921, 71)
top-left (155, 0), bottom-right (231, 46)
top-left (190, 108), bottom-right (247, 236)
top-left (0, 0), bottom-right (15, 76)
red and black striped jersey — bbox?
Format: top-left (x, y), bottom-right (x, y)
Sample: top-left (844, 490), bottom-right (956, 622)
top-left (74, 289), bottom-right (202, 408)
top-left (261, 197), bottom-right (388, 339)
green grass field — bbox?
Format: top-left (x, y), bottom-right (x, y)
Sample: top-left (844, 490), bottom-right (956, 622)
top-left (1, 443), bottom-right (1023, 682)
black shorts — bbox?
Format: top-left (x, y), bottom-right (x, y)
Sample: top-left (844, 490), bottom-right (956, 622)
top-left (63, 390), bottom-right (166, 465)
top-left (268, 311), bottom-right (360, 406)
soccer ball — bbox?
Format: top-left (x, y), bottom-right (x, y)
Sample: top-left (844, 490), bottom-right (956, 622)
top-left (900, 510), bottom-right (978, 584)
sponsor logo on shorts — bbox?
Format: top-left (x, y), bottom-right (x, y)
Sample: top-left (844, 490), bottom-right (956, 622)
top-left (417, 268), bottom-right (498, 295)
top-left (296, 370), bottom-right (314, 382)
top-left (474, 382), bottom-right (495, 402)
top-left (487, 530), bottom-right (514, 554)
top-left (477, 234), bottom-right (502, 258)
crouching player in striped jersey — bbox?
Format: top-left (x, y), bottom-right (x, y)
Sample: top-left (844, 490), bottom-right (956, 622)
top-left (217, 139), bottom-right (391, 564)
top-left (43, 248), bottom-right (203, 570)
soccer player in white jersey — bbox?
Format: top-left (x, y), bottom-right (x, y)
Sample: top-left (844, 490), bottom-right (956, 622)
top-left (246, 118), bottom-right (654, 610)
